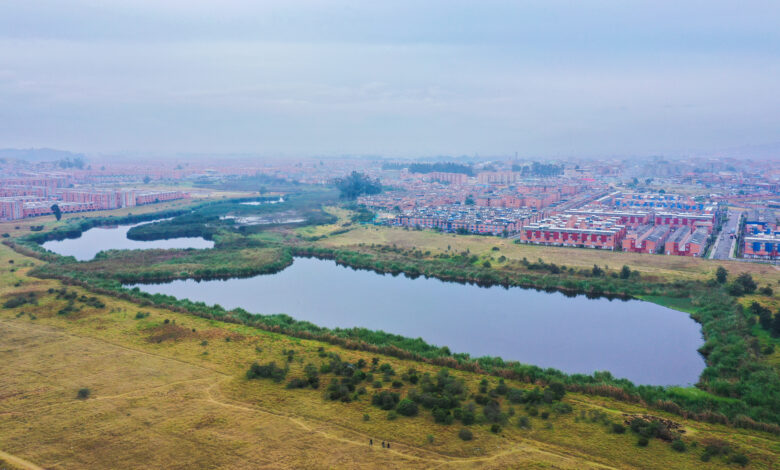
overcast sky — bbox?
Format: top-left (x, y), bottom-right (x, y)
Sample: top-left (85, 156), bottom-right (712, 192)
top-left (1, 1), bottom-right (778, 158)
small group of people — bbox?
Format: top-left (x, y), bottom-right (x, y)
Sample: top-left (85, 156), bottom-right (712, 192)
top-left (369, 439), bottom-right (389, 449)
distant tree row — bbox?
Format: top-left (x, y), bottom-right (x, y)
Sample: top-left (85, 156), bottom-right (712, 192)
top-left (58, 156), bottom-right (85, 169)
top-left (511, 162), bottom-right (563, 177)
top-left (383, 162), bottom-right (474, 176)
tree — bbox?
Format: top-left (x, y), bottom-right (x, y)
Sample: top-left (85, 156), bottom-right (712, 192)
top-left (547, 382), bottom-right (566, 401)
top-left (464, 195), bottom-right (475, 205)
top-left (727, 282), bottom-right (745, 297)
top-left (620, 265), bottom-right (631, 279)
top-left (396, 398), bottom-right (419, 416)
top-left (51, 204), bottom-right (62, 221)
top-left (735, 273), bottom-right (757, 294)
top-left (334, 171), bottom-right (381, 199)
top-left (715, 266), bottom-right (728, 284)
top-left (371, 390), bottom-right (400, 410)
top-left (771, 309), bottom-right (780, 338)
top-left (750, 302), bottom-right (772, 330)
top-left (143, 175), bottom-right (152, 184)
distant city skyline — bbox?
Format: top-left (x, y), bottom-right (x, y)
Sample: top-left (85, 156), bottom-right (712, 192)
top-left (1, 1), bottom-right (778, 158)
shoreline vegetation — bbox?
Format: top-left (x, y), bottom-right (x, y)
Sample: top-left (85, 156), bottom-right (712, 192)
top-left (3, 197), bottom-right (779, 436)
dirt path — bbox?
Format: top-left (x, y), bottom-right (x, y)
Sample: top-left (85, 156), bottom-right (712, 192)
top-left (0, 450), bottom-right (44, 470)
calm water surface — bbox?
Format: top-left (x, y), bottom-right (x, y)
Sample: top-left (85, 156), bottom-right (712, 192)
top-left (42, 221), bottom-right (214, 261)
top-left (129, 257), bottom-right (705, 385)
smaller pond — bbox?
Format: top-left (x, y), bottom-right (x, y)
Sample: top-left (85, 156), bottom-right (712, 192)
top-left (42, 221), bottom-right (214, 261)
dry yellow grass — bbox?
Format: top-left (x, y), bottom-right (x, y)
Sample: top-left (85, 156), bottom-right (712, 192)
top-left (1, 240), bottom-right (778, 469)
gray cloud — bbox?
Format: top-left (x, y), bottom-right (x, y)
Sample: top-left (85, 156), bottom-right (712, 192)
top-left (0, 1), bottom-right (778, 157)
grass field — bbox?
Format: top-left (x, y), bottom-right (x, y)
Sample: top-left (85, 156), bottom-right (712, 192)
top-left (294, 206), bottom-right (355, 238)
top-left (315, 225), bottom-right (780, 286)
top-left (1, 237), bottom-right (778, 469)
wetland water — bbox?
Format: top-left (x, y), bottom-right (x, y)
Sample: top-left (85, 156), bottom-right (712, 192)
top-left (128, 256), bottom-right (705, 385)
top-left (42, 221), bottom-right (214, 261)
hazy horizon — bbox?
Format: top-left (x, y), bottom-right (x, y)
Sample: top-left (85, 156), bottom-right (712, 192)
top-left (1, 1), bottom-right (779, 158)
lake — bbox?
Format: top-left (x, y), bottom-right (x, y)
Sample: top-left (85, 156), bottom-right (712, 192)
top-left (42, 221), bottom-right (214, 261)
top-left (129, 256), bottom-right (705, 385)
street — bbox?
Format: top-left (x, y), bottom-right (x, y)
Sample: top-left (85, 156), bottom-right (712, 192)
top-left (711, 209), bottom-right (743, 260)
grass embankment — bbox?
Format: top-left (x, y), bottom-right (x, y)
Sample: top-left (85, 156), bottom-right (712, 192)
top-left (315, 225), bottom-right (780, 285)
top-left (1, 240), bottom-right (777, 469)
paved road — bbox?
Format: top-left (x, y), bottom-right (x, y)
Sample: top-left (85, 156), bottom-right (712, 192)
top-left (711, 210), bottom-right (743, 260)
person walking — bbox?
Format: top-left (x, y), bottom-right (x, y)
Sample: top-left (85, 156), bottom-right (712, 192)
top-left (369, 439), bottom-right (373, 446)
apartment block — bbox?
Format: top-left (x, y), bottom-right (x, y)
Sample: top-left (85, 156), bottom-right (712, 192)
top-left (0, 198), bottom-right (24, 221)
top-left (518, 214), bottom-right (626, 250)
top-left (429, 172), bottom-right (468, 185)
top-left (744, 234), bottom-right (780, 259)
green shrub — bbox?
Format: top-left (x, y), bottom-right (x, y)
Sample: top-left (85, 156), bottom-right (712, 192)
top-left (611, 423), bottom-right (626, 434)
top-left (671, 439), bottom-right (686, 452)
top-left (432, 407), bottom-right (454, 424)
top-left (483, 400), bottom-right (505, 423)
top-left (517, 416), bottom-right (531, 429)
top-left (729, 454), bottom-right (748, 466)
top-left (286, 378), bottom-right (308, 389)
top-left (372, 390), bottom-right (400, 410)
top-left (246, 361), bottom-right (287, 382)
top-left (460, 407), bottom-right (476, 425)
top-left (325, 379), bottom-right (353, 402)
top-left (552, 402), bottom-right (572, 414)
top-left (77, 388), bottom-right (91, 399)
top-left (3, 296), bottom-right (31, 309)
top-left (387, 410), bottom-right (398, 420)
top-left (396, 399), bottom-right (419, 417)
top-left (458, 428), bottom-right (473, 441)
top-left (490, 424), bottom-right (501, 434)
top-left (637, 437), bottom-right (649, 447)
